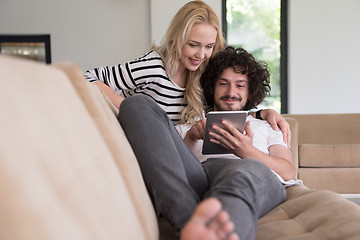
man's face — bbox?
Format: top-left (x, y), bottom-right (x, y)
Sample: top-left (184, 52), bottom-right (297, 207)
top-left (213, 67), bottom-right (249, 111)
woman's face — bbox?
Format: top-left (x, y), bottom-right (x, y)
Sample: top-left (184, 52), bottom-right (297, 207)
top-left (180, 22), bottom-right (217, 72)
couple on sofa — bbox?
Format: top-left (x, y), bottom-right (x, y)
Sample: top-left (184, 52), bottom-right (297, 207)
top-left (116, 46), bottom-right (300, 240)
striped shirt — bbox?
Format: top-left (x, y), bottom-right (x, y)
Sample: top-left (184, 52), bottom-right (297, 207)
top-left (84, 51), bottom-right (186, 123)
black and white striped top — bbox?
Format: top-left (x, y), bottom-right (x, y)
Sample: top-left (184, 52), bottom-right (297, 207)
top-left (84, 51), bottom-right (186, 123)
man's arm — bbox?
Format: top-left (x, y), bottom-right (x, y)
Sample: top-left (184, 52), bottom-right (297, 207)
top-left (209, 121), bottom-right (294, 181)
top-left (239, 143), bottom-right (294, 181)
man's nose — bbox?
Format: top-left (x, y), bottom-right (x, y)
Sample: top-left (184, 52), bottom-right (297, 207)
top-left (226, 84), bottom-right (236, 95)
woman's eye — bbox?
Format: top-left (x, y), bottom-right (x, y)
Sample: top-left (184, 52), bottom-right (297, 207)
top-left (189, 43), bottom-right (197, 47)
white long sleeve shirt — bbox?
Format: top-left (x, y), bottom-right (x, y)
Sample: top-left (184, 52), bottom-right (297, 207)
top-left (85, 50), bottom-right (186, 123)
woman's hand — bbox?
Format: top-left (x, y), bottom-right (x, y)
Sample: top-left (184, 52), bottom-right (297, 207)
top-left (260, 109), bottom-right (291, 148)
top-left (184, 119), bottom-right (206, 152)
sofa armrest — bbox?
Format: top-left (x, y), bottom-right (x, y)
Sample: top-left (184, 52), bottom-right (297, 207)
top-left (283, 117), bottom-right (299, 178)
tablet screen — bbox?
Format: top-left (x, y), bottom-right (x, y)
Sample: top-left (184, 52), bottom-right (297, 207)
top-left (202, 111), bottom-right (248, 154)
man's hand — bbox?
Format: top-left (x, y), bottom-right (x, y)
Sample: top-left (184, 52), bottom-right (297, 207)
top-left (209, 120), bottom-right (295, 180)
top-left (260, 109), bottom-right (291, 148)
top-left (209, 121), bottom-right (256, 158)
top-left (183, 119), bottom-right (206, 152)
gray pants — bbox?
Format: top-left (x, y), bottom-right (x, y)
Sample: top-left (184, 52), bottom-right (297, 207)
top-left (118, 95), bottom-right (286, 240)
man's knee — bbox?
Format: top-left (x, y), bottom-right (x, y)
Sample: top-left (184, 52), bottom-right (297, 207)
top-left (208, 158), bottom-right (269, 175)
top-left (236, 159), bottom-right (276, 181)
top-left (239, 159), bottom-right (270, 173)
top-left (213, 159), bottom-right (273, 185)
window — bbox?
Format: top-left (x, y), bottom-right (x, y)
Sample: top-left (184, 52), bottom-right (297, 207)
top-left (222, 0), bottom-right (287, 113)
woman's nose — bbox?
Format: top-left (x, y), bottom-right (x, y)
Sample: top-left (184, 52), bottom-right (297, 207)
top-left (195, 48), bottom-right (205, 59)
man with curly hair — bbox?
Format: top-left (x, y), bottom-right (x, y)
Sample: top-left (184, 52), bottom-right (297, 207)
top-left (201, 46), bottom-right (271, 113)
top-left (177, 47), bottom-right (295, 176)
top-left (118, 46), bottom-right (299, 240)
top-left (176, 46), bottom-right (299, 238)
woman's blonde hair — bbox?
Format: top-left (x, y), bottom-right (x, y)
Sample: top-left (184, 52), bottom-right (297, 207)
top-left (153, 0), bottom-right (225, 124)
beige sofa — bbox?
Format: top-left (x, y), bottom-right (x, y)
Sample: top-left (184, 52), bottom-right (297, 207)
top-left (1, 55), bottom-right (360, 240)
top-left (283, 113), bottom-right (360, 194)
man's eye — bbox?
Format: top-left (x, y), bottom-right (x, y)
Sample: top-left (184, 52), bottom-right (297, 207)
top-left (237, 85), bottom-right (245, 88)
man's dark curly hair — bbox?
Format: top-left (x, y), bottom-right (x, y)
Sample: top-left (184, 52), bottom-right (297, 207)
top-left (200, 46), bottom-right (271, 112)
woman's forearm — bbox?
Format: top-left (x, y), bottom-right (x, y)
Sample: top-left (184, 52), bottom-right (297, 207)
top-left (93, 81), bottom-right (125, 109)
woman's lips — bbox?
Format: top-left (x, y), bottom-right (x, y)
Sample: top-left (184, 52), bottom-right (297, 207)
top-left (190, 58), bottom-right (202, 66)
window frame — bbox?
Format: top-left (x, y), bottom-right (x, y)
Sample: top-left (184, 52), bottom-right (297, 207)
top-left (221, 0), bottom-right (288, 113)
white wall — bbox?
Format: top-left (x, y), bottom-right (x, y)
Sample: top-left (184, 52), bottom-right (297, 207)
top-left (288, 0), bottom-right (360, 114)
top-left (150, 0), bottom-right (221, 45)
top-left (0, 0), bottom-right (150, 70)
top-left (1, 0), bottom-right (359, 114)
top-left (0, 0), bottom-right (219, 71)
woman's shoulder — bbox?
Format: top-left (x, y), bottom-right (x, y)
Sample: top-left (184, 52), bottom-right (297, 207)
top-left (137, 50), bottom-right (162, 61)
top-left (129, 50), bottom-right (164, 69)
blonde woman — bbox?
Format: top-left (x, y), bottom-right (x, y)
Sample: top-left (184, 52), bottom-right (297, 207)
top-left (85, 0), bottom-right (290, 144)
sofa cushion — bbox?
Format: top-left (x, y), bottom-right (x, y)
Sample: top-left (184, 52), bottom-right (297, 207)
top-left (257, 185), bottom-right (360, 239)
top-left (0, 56), bottom-right (152, 240)
top-left (299, 144), bottom-right (360, 167)
top-left (298, 168), bottom-right (360, 194)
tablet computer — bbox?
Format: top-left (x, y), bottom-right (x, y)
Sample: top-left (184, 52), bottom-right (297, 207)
top-left (202, 111), bottom-right (248, 155)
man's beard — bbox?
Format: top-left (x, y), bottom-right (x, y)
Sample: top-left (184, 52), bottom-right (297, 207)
top-left (214, 95), bottom-right (243, 111)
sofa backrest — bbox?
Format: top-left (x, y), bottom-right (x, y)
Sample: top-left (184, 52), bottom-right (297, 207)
top-left (283, 113), bottom-right (360, 145)
top-left (283, 113), bottom-right (360, 193)
top-left (0, 56), bottom-right (158, 240)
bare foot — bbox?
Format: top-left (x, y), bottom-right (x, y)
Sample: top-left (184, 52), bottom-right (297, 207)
top-left (180, 198), bottom-right (240, 240)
